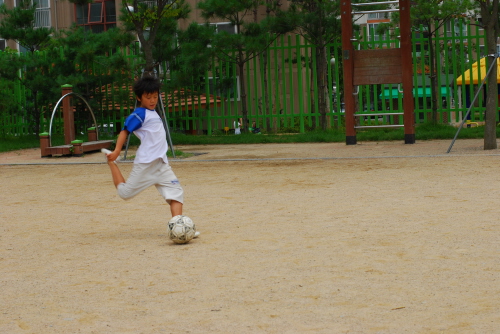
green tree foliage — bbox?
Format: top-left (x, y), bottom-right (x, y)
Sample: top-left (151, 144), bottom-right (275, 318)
top-left (0, 49), bottom-right (60, 135)
top-left (0, 0), bottom-right (56, 135)
top-left (285, 0), bottom-right (342, 130)
top-left (53, 27), bottom-right (135, 96)
top-left (158, 22), bottom-right (214, 129)
top-left (197, 0), bottom-right (291, 132)
top-left (49, 27), bottom-right (135, 134)
top-left (391, 0), bottom-right (474, 123)
top-left (151, 16), bottom-right (179, 75)
top-left (120, 0), bottom-right (190, 74)
top-left (0, 1), bottom-right (136, 135)
top-left (0, 49), bottom-right (24, 136)
top-left (0, 0), bottom-right (53, 52)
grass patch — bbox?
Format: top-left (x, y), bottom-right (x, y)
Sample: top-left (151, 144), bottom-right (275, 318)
top-left (0, 135), bottom-right (41, 152)
top-left (170, 129), bottom-right (347, 145)
top-left (0, 122), bottom-right (496, 154)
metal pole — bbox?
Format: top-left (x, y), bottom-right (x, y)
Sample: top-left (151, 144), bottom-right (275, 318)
top-left (447, 54), bottom-right (498, 153)
top-left (123, 95), bottom-right (136, 161)
top-left (157, 88), bottom-right (176, 158)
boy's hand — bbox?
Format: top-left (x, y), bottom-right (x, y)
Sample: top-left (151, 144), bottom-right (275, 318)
top-left (107, 151), bottom-right (121, 162)
top-left (102, 148), bottom-right (121, 162)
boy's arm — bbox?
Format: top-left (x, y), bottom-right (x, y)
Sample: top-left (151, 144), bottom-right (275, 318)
top-left (107, 129), bottom-right (129, 162)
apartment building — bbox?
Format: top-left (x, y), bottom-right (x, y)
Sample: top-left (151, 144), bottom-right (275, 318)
top-left (0, 0), bottom-right (294, 52)
top-left (0, 0), bottom-right (121, 51)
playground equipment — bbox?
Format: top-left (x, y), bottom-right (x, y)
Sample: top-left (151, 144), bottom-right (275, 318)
top-left (341, 0), bottom-right (415, 145)
top-left (39, 84), bottom-right (113, 157)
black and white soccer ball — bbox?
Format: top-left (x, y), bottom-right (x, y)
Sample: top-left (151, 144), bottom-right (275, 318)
top-left (167, 215), bottom-right (196, 244)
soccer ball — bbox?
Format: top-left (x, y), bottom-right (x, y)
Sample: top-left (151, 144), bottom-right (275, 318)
top-left (167, 215), bottom-right (196, 244)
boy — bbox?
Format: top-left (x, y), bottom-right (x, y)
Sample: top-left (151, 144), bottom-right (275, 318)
top-left (103, 76), bottom-right (198, 237)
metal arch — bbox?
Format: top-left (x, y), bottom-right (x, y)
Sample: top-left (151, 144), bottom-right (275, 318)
top-left (48, 92), bottom-right (99, 147)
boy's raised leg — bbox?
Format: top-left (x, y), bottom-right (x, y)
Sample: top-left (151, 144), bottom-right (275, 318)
top-left (102, 149), bottom-right (125, 188)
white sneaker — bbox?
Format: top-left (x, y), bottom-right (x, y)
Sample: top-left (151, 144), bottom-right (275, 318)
top-left (101, 148), bottom-right (120, 163)
top-left (194, 231), bottom-right (200, 238)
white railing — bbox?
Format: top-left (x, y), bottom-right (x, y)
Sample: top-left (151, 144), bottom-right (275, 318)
top-left (139, 0), bottom-right (173, 9)
top-left (34, 8), bottom-right (51, 28)
top-left (139, 1), bottom-right (155, 9)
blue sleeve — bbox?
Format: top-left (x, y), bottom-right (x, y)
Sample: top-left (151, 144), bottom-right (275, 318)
top-left (123, 108), bottom-right (146, 132)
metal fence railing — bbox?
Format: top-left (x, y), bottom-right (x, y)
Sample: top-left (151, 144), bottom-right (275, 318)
top-left (0, 20), bottom-right (493, 136)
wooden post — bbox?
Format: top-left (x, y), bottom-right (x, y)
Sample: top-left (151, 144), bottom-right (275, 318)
top-left (87, 127), bottom-right (97, 142)
top-left (341, 0), bottom-right (357, 145)
top-left (399, 0), bottom-right (415, 144)
top-left (62, 84), bottom-right (75, 145)
top-left (71, 140), bottom-right (84, 157)
top-left (39, 132), bottom-right (51, 157)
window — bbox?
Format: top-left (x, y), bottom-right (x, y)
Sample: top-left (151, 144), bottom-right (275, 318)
top-left (75, 0), bottom-right (116, 33)
top-left (445, 19), bottom-right (467, 38)
top-left (479, 45), bottom-right (500, 58)
top-left (139, 0), bottom-right (155, 9)
top-left (89, 2), bottom-right (103, 23)
top-left (105, 1), bottom-right (116, 22)
top-left (19, 44), bottom-right (28, 53)
top-left (367, 12), bottom-right (387, 20)
top-left (367, 23), bottom-right (380, 41)
top-left (210, 22), bottom-right (237, 35)
top-left (200, 22), bottom-right (237, 48)
top-left (367, 23), bottom-right (388, 46)
top-left (34, 0), bottom-right (51, 28)
top-left (0, 40), bottom-right (6, 51)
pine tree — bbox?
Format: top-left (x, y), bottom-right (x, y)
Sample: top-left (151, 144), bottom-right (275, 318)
top-left (197, 0), bottom-right (290, 132)
top-left (120, 0), bottom-right (190, 75)
top-left (285, 0), bottom-right (342, 130)
top-left (0, 0), bottom-right (55, 135)
top-left (51, 26), bottom-right (136, 132)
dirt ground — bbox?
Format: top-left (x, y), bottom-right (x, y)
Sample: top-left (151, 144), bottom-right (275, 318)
top-left (1, 139), bottom-right (499, 333)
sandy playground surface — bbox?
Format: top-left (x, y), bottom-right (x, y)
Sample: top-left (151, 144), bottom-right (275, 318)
top-left (1, 139), bottom-right (499, 333)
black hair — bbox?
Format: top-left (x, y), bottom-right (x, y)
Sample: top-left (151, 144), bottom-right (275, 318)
top-left (133, 76), bottom-right (161, 98)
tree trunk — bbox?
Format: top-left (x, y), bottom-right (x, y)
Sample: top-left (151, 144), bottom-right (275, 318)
top-left (262, 49), bottom-right (272, 133)
top-left (136, 27), bottom-right (156, 75)
top-left (142, 40), bottom-right (156, 74)
top-left (316, 45), bottom-right (329, 130)
top-left (484, 54), bottom-right (497, 150)
top-left (33, 90), bottom-right (40, 136)
top-left (428, 33), bottom-right (439, 123)
top-left (482, 0), bottom-right (499, 150)
top-left (238, 61), bottom-right (249, 133)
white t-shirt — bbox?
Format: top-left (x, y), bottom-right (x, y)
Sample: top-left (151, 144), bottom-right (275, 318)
top-left (123, 107), bottom-right (169, 164)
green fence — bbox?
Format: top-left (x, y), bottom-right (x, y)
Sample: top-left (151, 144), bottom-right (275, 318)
top-left (351, 21), bottom-right (488, 129)
top-left (0, 20), bottom-right (493, 136)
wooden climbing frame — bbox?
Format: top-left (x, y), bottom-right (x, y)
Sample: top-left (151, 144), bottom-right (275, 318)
top-left (341, 0), bottom-right (415, 145)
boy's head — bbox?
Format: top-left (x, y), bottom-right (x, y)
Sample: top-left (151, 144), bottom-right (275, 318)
top-left (133, 75), bottom-right (161, 98)
top-left (133, 76), bottom-right (161, 110)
